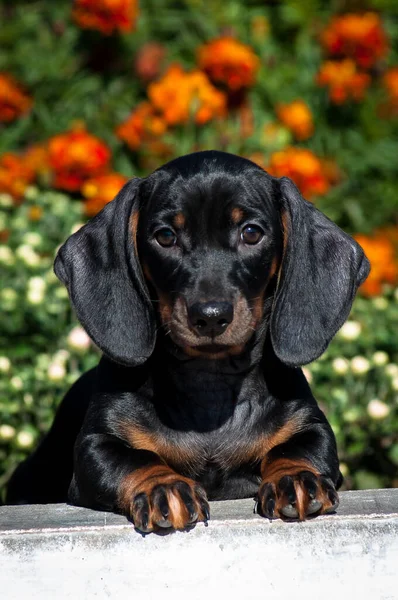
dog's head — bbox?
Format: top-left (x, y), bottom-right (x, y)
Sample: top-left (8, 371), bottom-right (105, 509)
top-left (55, 151), bottom-right (369, 367)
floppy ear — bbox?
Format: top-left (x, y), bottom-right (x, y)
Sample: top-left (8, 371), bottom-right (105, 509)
top-left (270, 177), bottom-right (370, 367)
top-left (54, 178), bottom-right (156, 367)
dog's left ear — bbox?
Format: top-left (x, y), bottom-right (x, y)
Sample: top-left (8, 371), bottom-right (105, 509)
top-left (54, 178), bottom-right (156, 367)
top-left (270, 177), bottom-right (370, 367)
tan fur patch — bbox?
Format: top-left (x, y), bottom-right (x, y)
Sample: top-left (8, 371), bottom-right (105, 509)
top-left (173, 213), bottom-right (185, 229)
top-left (119, 424), bottom-right (200, 473)
top-left (231, 207), bottom-right (244, 224)
top-left (221, 413), bottom-right (308, 470)
top-left (130, 211), bottom-right (139, 255)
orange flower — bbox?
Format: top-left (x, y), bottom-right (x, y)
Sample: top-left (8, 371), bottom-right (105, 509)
top-left (383, 67), bottom-right (398, 109)
top-left (197, 37), bottom-right (260, 91)
top-left (82, 172), bottom-right (129, 216)
top-left (72, 0), bottom-right (138, 35)
top-left (0, 73), bottom-right (32, 123)
top-left (354, 232), bottom-right (398, 296)
top-left (316, 59), bottom-right (371, 104)
top-left (0, 153), bottom-right (35, 200)
top-left (24, 144), bottom-right (50, 177)
top-left (116, 102), bottom-right (167, 151)
top-left (48, 124), bottom-right (111, 192)
top-left (276, 100), bottom-right (314, 141)
top-left (321, 13), bottom-right (388, 69)
top-left (266, 147), bottom-right (331, 198)
top-left (148, 64), bottom-right (226, 126)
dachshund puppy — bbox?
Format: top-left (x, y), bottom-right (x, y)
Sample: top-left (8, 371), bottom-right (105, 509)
top-left (6, 151), bottom-right (369, 532)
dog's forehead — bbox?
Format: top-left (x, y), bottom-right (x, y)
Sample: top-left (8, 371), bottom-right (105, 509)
top-left (144, 156), bottom-right (278, 224)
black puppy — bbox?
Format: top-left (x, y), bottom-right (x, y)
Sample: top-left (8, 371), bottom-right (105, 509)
top-left (7, 151), bottom-right (369, 532)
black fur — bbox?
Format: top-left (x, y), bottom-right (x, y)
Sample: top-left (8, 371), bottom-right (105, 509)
top-left (6, 151), bottom-right (369, 530)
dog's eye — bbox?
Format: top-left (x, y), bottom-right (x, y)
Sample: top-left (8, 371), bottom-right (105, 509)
top-left (241, 225), bottom-right (263, 245)
top-left (155, 228), bottom-right (177, 247)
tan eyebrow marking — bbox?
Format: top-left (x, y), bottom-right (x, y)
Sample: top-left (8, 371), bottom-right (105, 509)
top-left (231, 207), bottom-right (244, 224)
top-left (173, 213), bottom-right (185, 228)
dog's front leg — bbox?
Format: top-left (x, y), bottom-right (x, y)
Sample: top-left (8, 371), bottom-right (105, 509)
top-left (69, 433), bottom-right (209, 533)
top-left (256, 422), bottom-right (341, 521)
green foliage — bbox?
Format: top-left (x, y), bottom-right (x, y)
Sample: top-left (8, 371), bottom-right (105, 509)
top-left (0, 189), bottom-right (99, 494)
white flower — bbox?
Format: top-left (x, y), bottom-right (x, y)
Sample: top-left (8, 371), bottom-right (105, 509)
top-left (351, 356), bottom-right (370, 375)
top-left (0, 424), bottom-right (16, 440)
top-left (339, 463), bottom-right (349, 477)
top-left (332, 357), bottom-right (349, 375)
top-left (70, 222), bottom-right (85, 235)
top-left (54, 287), bottom-right (68, 299)
top-left (367, 399), bottom-right (390, 420)
top-left (0, 245), bottom-right (15, 266)
top-left (48, 362), bottom-right (66, 381)
top-left (24, 186), bottom-right (39, 200)
top-left (23, 393), bottom-right (34, 406)
top-left (0, 193), bottom-right (13, 207)
top-left (372, 351), bottom-right (389, 367)
top-left (343, 408), bottom-right (360, 423)
top-left (22, 232), bottom-right (42, 248)
top-left (391, 377), bottom-right (398, 392)
top-left (67, 326), bottom-right (91, 352)
top-left (27, 287), bottom-right (45, 305)
top-left (53, 350), bottom-right (70, 364)
top-left (28, 276), bottom-right (46, 292)
top-left (302, 367), bottom-right (312, 384)
top-left (10, 376), bottom-right (23, 390)
top-left (16, 244), bottom-right (41, 267)
top-left (16, 430), bottom-right (35, 449)
top-left (1, 288), bottom-right (18, 307)
top-left (0, 356), bottom-right (11, 373)
top-left (339, 320), bottom-right (362, 341)
top-left (385, 363), bottom-right (398, 378)
top-left (372, 297), bottom-right (388, 310)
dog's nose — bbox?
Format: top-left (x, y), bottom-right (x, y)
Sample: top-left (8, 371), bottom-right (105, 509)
top-left (188, 301), bottom-right (234, 337)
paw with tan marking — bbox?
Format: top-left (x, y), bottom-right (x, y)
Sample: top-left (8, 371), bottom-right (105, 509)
top-left (126, 470), bottom-right (210, 533)
top-left (257, 470), bottom-right (339, 521)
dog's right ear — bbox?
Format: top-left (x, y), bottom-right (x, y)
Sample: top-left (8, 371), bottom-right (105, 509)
top-left (54, 178), bottom-right (156, 367)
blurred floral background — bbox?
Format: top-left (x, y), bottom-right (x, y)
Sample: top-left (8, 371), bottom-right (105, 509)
top-left (0, 0), bottom-right (397, 500)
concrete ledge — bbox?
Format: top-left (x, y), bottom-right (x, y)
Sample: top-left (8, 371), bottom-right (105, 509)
top-left (1, 489), bottom-right (397, 599)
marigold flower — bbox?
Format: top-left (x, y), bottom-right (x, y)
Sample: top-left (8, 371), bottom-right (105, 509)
top-left (197, 37), bottom-right (260, 91)
top-left (0, 73), bottom-right (32, 123)
top-left (0, 153), bottom-right (35, 200)
top-left (383, 67), bottom-right (398, 102)
top-left (316, 59), bottom-right (371, 104)
top-left (116, 102), bottom-right (167, 151)
top-left (276, 100), bottom-right (314, 140)
top-left (266, 147), bottom-right (331, 198)
top-left (82, 172), bottom-right (129, 216)
top-left (148, 64), bottom-right (226, 126)
top-left (72, 0), bottom-right (138, 35)
top-left (24, 144), bottom-right (50, 177)
top-left (380, 67), bottom-right (398, 116)
top-left (321, 12), bottom-right (388, 69)
top-left (48, 124), bottom-right (111, 192)
top-left (354, 231), bottom-right (398, 296)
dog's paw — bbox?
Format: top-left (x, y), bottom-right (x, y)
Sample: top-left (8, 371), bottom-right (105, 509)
top-left (129, 473), bottom-right (209, 534)
top-left (257, 470), bottom-right (339, 521)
